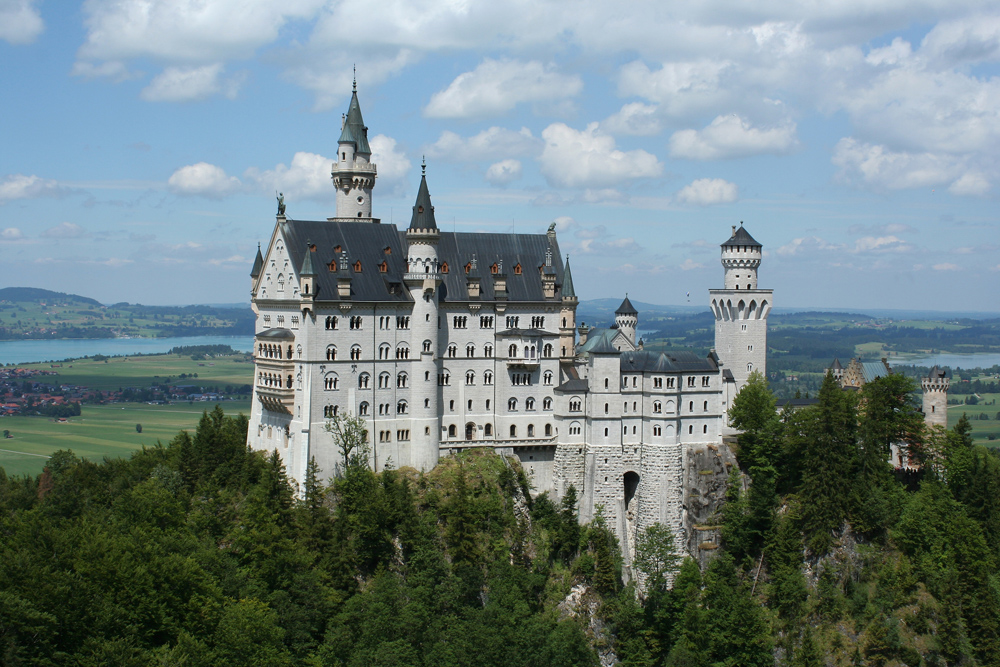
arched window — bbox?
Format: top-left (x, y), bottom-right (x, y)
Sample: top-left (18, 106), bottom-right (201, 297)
top-left (526, 397), bottom-right (535, 411)
top-left (326, 345), bottom-right (337, 361)
top-left (466, 370), bottom-right (475, 385)
top-left (604, 403), bottom-right (609, 414)
top-left (324, 374), bottom-right (339, 390)
top-left (543, 371), bottom-right (553, 385)
top-left (466, 344), bottom-right (475, 357)
top-left (509, 343), bottom-right (517, 358)
top-left (359, 373), bottom-right (370, 389)
top-left (448, 424), bottom-right (457, 438)
top-left (508, 397), bottom-right (517, 411)
top-left (510, 425), bottom-right (517, 437)
top-left (484, 344), bottom-right (493, 357)
top-left (359, 401), bottom-right (370, 416)
top-left (544, 424), bottom-right (552, 437)
top-left (654, 401), bottom-right (661, 413)
top-left (423, 340), bottom-right (432, 353)
top-left (527, 424), bottom-right (535, 437)
top-left (379, 343), bottom-right (390, 360)
top-left (543, 344), bottom-right (552, 357)
top-left (378, 373), bottom-right (389, 389)
top-left (484, 371), bottom-right (493, 385)
top-left (543, 397), bottom-right (552, 410)
top-left (569, 399), bottom-right (581, 412)
top-left (447, 344), bottom-right (457, 358)
top-left (396, 345), bottom-right (409, 359)
top-left (484, 423), bottom-right (493, 436)
top-left (397, 373), bottom-right (408, 388)
top-left (397, 401), bottom-right (407, 414)
top-left (351, 345), bottom-right (362, 361)
top-left (704, 400), bottom-right (708, 411)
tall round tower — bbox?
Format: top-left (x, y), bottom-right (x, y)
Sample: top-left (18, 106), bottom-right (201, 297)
top-left (614, 295), bottom-right (638, 348)
top-left (922, 366), bottom-right (950, 430)
top-left (404, 163), bottom-right (442, 471)
top-left (331, 78), bottom-right (377, 219)
top-left (709, 223), bottom-right (772, 392)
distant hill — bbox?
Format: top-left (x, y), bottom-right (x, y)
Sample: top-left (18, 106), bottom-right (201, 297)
top-left (0, 287), bottom-right (102, 307)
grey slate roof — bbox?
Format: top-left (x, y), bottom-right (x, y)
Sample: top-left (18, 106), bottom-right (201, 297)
top-left (928, 365), bottom-right (947, 379)
top-left (275, 219), bottom-right (567, 304)
top-left (616, 295), bottom-right (638, 315)
top-left (578, 328), bottom-right (623, 355)
top-left (338, 88), bottom-right (371, 154)
top-left (831, 358), bottom-right (843, 370)
top-left (409, 172), bottom-right (437, 230)
top-left (722, 224), bottom-right (762, 248)
top-left (620, 350), bottom-right (718, 373)
top-left (556, 378), bottom-right (590, 393)
top-left (256, 327), bottom-right (295, 340)
top-left (859, 361), bottom-right (892, 383)
top-left (250, 243), bottom-right (264, 278)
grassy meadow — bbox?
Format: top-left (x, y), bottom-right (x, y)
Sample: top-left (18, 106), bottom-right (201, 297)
top-left (0, 400), bottom-right (253, 478)
top-left (19, 351), bottom-right (254, 391)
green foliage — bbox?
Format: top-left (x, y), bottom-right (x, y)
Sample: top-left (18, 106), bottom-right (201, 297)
top-left (323, 412), bottom-right (370, 474)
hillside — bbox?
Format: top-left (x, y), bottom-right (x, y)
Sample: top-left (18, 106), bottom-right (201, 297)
top-left (0, 286), bottom-right (254, 340)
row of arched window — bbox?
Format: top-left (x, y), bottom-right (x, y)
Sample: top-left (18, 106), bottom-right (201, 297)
top-left (257, 343), bottom-right (293, 359)
top-left (357, 400), bottom-right (406, 416)
top-left (258, 372), bottom-right (292, 389)
top-left (506, 397), bottom-right (552, 411)
top-left (506, 343), bottom-right (553, 358)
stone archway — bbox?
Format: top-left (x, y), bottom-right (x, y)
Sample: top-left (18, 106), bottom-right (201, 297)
top-left (465, 422), bottom-right (476, 441)
top-left (623, 471), bottom-right (640, 562)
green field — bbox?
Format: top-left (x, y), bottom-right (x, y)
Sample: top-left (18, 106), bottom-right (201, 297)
top-left (0, 400), bottom-right (253, 478)
top-left (949, 393), bottom-right (1000, 447)
top-left (19, 352), bottom-right (254, 391)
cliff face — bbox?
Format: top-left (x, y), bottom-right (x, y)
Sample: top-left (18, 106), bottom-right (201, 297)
top-left (684, 442), bottom-right (738, 569)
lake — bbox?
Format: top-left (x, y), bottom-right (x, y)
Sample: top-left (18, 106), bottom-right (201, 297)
top-left (887, 352), bottom-right (1000, 370)
top-left (0, 335), bottom-right (254, 366)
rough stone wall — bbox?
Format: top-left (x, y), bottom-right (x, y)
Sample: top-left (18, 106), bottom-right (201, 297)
top-left (684, 442), bottom-right (738, 570)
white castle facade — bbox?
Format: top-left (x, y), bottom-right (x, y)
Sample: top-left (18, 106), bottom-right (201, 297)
top-left (247, 86), bottom-right (772, 564)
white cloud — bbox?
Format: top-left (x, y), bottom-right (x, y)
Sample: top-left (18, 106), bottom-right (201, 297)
top-left (0, 0), bottom-right (43, 45)
top-left (776, 236), bottom-right (838, 256)
top-left (71, 60), bottom-right (140, 81)
top-left (1, 227), bottom-right (24, 240)
top-left (244, 152), bottom-right (330, 199)
top-left (675, 178), bottom-right (738, 206)
top-left (485, 160), bottom-right (522, 186)
top-left (0, 174), bottom-right (66, 202)
top-left (601, 103), bottom-right (663, 137)
top-left (140, 64), bottom-right (243, 102)
top-left (852, 235), bottom-right (912, 253)
top-left (369, 135), bottom-right (412, 188)
top-left (424, 59), bottom-right (582, 119)
top-left (832, 138), bottom-right (989, 194)
top-left (209, 254), bottom-right (247, 267)
top-left (679, 259), bottom-right (705, 271)
top-left (77, 0), bottom-right (324, 64)
top-left (538, 122), bottom-right (662, 189)
top-left (168, 162), bottom-right (242, 198)
top-left (920, 15), bottom-right (1000, 67)
top-left (933, 262), bottom-right (961, 271)
top-left (669, 114), bottom-right (798, 160)
top-left (41, 223), bottom-right (87, 239)
top-left (425, 127), bottom-right (540, 162)
top-left (617, 60), bottom-right (733, 120)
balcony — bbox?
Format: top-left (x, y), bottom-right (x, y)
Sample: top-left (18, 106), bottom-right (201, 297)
top-left (506, 357), bottom-right (540, 369)
top-left (257, 384), bottom-right (293, 414)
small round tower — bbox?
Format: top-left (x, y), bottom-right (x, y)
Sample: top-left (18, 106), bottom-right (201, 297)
top-left (615, 295), bottom-right (638, 348)
top-left (721, 222), bottom-right (762, 290)
top-left (922, 366), bottom-right (950, 430)
top-left (331, 78), bottom-right (377, 219)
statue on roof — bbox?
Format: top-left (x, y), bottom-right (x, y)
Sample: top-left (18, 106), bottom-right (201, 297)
top-left (276, 192), bottom-right (286, 216)
top-left (548, 222), bottom-right (557, 233)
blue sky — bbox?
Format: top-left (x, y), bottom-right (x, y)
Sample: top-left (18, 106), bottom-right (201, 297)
top-left (1, 0), bottom-right (998, 312)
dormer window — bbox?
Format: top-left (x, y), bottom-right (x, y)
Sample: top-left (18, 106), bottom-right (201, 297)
top-left (465, 262), bottom-right (472, 274)
top-left (384, 246), bottom-right (392, 255)
top-left (441, 262), bottom-right (449, 274)
top-left (491, 263), bottom-right (499, 274)
top-left (513, 263), bottom-right (522, 275)
top-left (418, 206), bottom-right (424, 213)
top-left (353, 260), bottom-right (362, 272)
top-left (328, 261), bottom-right (337, 272)
top-left (378, 261), bottom-right (388, 273)
top-left (334, 245), bottom-right (342, 254)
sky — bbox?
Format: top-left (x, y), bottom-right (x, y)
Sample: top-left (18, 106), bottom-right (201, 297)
top-left (0, 0), bottom-right (998, 312)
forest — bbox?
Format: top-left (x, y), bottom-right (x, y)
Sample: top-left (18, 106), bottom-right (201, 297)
top-left (1, 372), bottom-right (999, 666)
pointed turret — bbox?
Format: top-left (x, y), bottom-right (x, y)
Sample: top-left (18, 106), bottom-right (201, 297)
top-left (299, 244), bottom-right (317, 305)
top-left (562, 256), bottom-right (576, 298)
top-left (299, 246), bottom-right (316, 276)
top-left (409, 164), bottom-right (438, 231)
top-left (615, 295), bottom-right (638, 348)
top-left (338, 79), bottom-right (371, 155)
top-left (331, 77), bottom-right (377, 219)
top-left (250, 243), bottom-right (263, 278)
top-left (616, 295), bottom-right (638, 316)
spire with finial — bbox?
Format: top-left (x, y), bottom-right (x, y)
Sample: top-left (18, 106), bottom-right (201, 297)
top-left (408, 160), bottom-right (437, 231)
top-left (251, 242), bottom-right (264, 278)
top-left (422, 155), bottom-right (426, 176)
top-left (353, 64), bottom-right (356, 92)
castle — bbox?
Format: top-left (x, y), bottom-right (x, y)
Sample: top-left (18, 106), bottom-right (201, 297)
top-left (247, 84), bottom-right (771, 564)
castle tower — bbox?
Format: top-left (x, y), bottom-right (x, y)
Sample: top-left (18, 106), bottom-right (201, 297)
top-left (614, 296), bottom-right (638, 348)
top-left (331, 78), bottom-right (377, 219)
top-left (403, 163), bottom-right (442, 470)
top-left (709, 223), bottom-right (772, 391)
top-left (922, 366), bottom-right (950, 430)
top-left (559, 256), bottom-right (578, 362)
